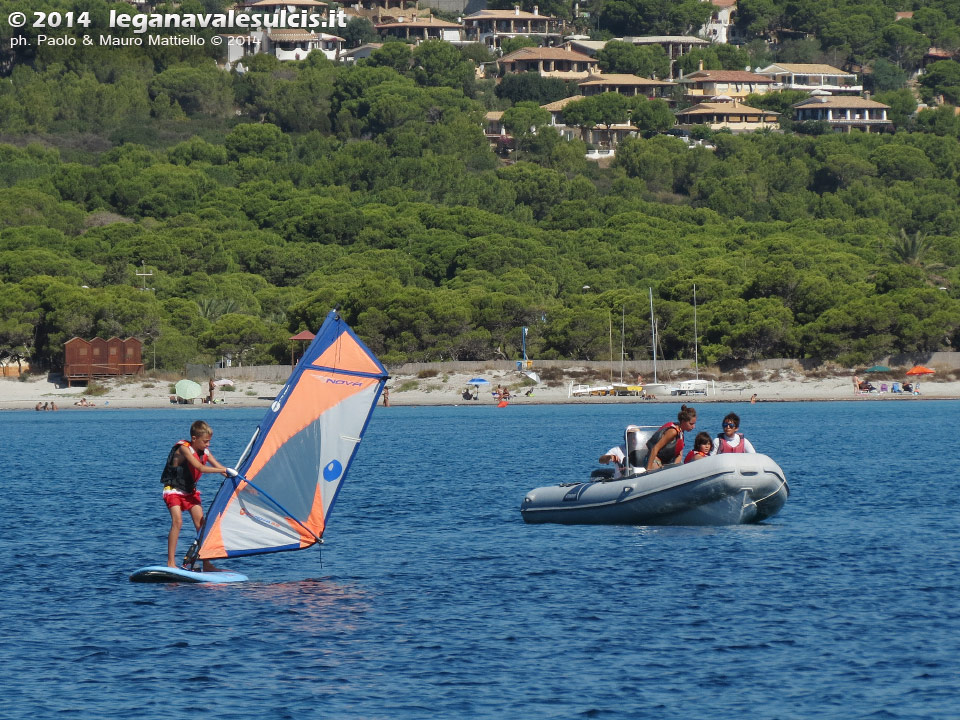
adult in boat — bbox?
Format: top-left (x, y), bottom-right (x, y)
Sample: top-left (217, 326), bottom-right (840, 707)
top-left (711, 412), bottom-right (756, 454)
top-left (645, 405), bottom-right (697, 471)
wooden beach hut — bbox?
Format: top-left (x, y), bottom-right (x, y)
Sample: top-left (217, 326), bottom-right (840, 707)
top-left (63, 337), bottom-right (143, 386)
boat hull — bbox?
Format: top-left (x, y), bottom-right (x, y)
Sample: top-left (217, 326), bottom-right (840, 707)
top-left (520, 454), bottom-right (788, 526)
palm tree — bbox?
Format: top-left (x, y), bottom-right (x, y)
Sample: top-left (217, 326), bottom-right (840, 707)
top-left (890, 229), bottom-right (948, 287)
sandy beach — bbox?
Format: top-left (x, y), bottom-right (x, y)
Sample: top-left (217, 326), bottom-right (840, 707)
top-left (2, 367), bottom-right (958, 411)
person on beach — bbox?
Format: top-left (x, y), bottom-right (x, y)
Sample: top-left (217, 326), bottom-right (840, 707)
top-left (684, 432), bottom-right (713, 463)
top-left (35, 402), bottom-right (42, 411)
top-left (382, 387), bottom-right (390, 407)
top-left (645, 405), bottom-right (697, 471)
top-left (711, 413), bottom-right (756, 455)
top-left (208, 377), bottom-right (215, 404)
top-left (161, 420), bottom-right (227, 570)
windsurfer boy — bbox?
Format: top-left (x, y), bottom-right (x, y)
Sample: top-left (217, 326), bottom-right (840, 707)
top-left (161, 420), bottom-right (227, 570)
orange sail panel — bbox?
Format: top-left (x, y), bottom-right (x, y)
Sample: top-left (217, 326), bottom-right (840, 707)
top-left (193, 310), bottom-right (387, 561)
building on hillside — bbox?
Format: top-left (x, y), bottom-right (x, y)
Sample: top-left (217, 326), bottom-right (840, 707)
top-left (675, 97), bottom-right (779, 132)
top-left (564, 38), bottom-right (607, 57)
top-left (222, 0), bottom-right (343, 64)
top-left (541, 96), bottom-right (587, 139)
top-left (792, 92), bottom-right (893, 133)
top-left (463, 7), bottom-right (563, 49)
top-left (539, 96), bottom-right (638, 151)
top-left (264, 29), bottom-right (344, 61)
top-left (755, 63), bottom-right (861, 93)
top-left (679, 68), bottom-right (778, 99)
top-left (699, 0), bottom-right (739, 44)
top-left (355, 0), bottom-right (479, 12)
top-left (351, 0), bottom-right (423, 12)
top-left (483, 111), bottom-right (513, 154)
top-left (339, 43), bottom-right (383, 64)
top-left (578, 73), bottom-right (675, 98)
top-left (375, 16), bottom-right (463, 43)
top-left (620, 36), bottom-right (710, 78)
top-left (499, 46), bottom-right (598, 80)
top-left (923, 47), bottom-right (958, 67)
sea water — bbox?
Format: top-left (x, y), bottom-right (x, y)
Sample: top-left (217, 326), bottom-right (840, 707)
top-left (1, 401), bottom-right (958, 719)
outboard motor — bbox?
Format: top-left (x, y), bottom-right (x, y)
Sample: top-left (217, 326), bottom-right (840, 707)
top-left (625, 425), bottom-right (657, 475)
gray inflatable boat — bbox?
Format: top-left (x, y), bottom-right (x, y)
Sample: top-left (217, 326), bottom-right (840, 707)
top-left (520, 426), bottom-right (789, 526)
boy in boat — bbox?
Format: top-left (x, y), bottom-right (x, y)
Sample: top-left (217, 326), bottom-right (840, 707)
top-left (684, 432), bottom-right (713, 463)
top-left (161, 420), bottom-right (227, 570)
top-left (710, 412), bottom-right (756, 454)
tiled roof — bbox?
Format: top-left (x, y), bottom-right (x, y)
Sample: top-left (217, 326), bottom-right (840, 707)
top-left (464, 9), bottom-right (550, 20)
top-left (580, 73), bottom-right (673, 86)
top-left (677, 101), bottom-right (778, 116)
top-left (793, 96), bottom-right (890, 109)
top-left (760, 63), bottom-right (851, 75)
top-left (267, 29), bottom-right (319, 41)
top-left (622, 35), bottom-right (709, 44)
top-left (376, 19), bottom-right (462, 28)
top-left (501, 47), bottom-right (596, 63)
top-left (540, 96), bottom-right (587, 111)
top-left (685, 70), bottom-right (776, 82)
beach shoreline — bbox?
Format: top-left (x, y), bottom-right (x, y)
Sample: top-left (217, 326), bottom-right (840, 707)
top-left (2, 370), bottom-right (957, 410)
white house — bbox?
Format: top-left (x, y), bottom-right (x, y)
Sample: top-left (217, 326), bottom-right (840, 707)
top-left (755, 63), bottom-right (862, 94)
top-left (700, 0), bottom-right (738, 44)
top-left (793, 93), bottom-right (893, 133)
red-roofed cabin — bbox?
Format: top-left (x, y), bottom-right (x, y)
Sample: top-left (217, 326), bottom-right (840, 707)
top-left (64, 337), bottom-right (143, 386)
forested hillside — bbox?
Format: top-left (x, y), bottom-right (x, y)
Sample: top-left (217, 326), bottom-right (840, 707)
top-left (1, 0), bottom-right (959, 370)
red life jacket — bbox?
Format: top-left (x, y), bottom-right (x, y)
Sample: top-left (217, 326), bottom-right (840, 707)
top-left (683, 449), bottom-right (708, 464)
top-left (647, 422), bottom-right (684, 464)
top-left (161, 440), bottom-right (208, 492)
top-left (717, 433), bottom-right (746, 453)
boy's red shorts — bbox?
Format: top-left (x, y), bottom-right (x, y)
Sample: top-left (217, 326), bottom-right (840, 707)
top-left (163, 490), bottom-right (202, 511)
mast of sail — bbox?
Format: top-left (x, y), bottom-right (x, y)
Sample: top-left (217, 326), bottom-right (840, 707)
top-left (649, 287), bottom-right (658, 384)
top-left (693, 284), bottom-right (699, 380)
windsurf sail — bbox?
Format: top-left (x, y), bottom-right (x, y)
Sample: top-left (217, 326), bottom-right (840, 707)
top-left (186, 309), bottom-right (388, 563)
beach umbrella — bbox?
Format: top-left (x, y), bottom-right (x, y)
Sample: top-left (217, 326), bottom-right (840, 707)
top-left (175, 379), bottom-right (202, 401)
top-left (289, 329), bottom-right (315, 366)
top-left (467, 378), bottom-right (489, 385)
top-left (906, 365), bottom-right (935, 376)
top-left (864, 365), bottom-right (891, 373)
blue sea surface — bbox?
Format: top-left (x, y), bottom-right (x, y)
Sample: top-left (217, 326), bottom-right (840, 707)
top-left (2, 400), bottom-right (958, 719)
